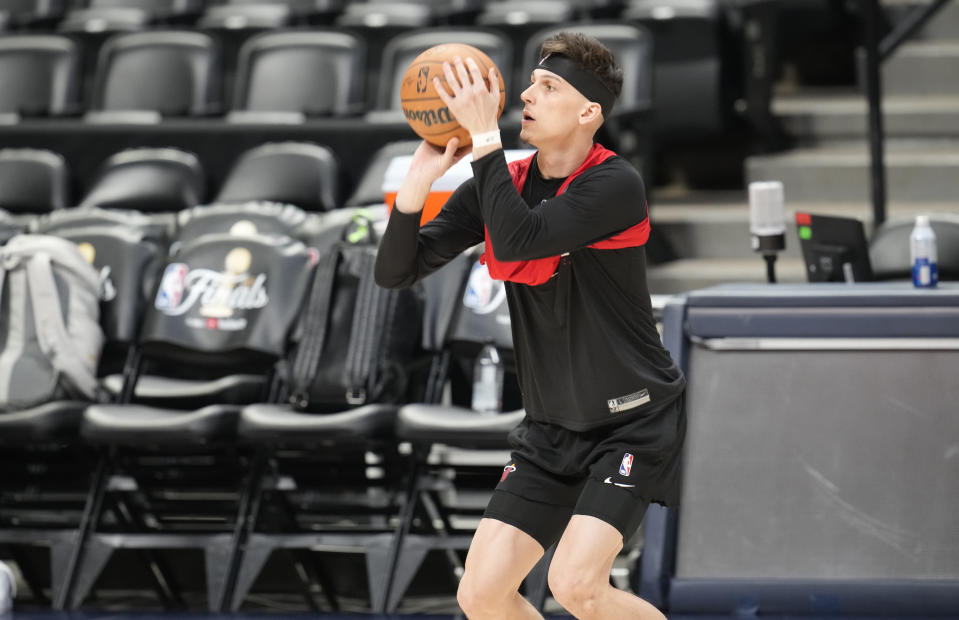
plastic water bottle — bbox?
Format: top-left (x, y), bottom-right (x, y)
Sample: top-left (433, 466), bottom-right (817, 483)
top-left (471, 343), bottom-right (503, 415)
top-left (910, 215), bottom-right (938, 288)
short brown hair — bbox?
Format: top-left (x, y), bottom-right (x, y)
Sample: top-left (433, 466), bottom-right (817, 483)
top-left (539, 32), bottom-right (623, 99)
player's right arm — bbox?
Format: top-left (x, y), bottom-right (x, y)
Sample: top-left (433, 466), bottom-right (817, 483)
top-left (375, 140), bottom-right (484, 289)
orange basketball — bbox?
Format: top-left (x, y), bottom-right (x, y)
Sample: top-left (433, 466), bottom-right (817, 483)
top-left (400, 43), bottom-right (507, 147)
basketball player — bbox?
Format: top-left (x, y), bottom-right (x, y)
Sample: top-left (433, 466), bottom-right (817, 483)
top-left (375, 33), bottom-right (686, 620)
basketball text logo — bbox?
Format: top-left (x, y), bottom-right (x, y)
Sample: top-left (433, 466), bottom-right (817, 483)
top-left (403, 106), bottom-right (453, 127)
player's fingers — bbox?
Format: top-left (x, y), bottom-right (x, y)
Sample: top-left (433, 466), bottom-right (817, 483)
top-left (442, 61), bottom-right (462, 93)
top-left (487, 67), bottom-right (500, 99)
top-left (464, 57), bottom-right (485, 90)
top-left (453, 56), bottom-right (472, 89)
top-left (433, 76), bottom-right (453, 105)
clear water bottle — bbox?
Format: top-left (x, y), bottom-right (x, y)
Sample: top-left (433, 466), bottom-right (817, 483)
top-left (471, 343), bottom-right (503, 415)
top-left (910, 215), bottom-right (938, 288)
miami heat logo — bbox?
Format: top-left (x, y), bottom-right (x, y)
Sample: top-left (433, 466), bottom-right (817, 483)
top-left (501, 463), bottom-right (516, 482)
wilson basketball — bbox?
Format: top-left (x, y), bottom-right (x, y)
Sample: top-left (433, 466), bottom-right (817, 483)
top-left (400, 43), bottom-right (507, 147)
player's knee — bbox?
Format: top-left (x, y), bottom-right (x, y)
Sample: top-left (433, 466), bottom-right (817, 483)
top-left (456, 569), bottom-right (507, 617)
top-left (548, 566), bottom-right (602, 616)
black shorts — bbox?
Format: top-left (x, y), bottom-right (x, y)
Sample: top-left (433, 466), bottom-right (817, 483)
top-left (483, 393), bottom-right (686, 550)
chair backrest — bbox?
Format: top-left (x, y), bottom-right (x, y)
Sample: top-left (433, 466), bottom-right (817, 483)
top-left (173, 201), bottom-right (309, 251)
top-left (334, 2), bottom-right (434, 104)
top-left (0, 0), bottom-right (67, 25)
top-left (88, 0), bottom-right (205, 20)
top-left (142, 232), bottom-right (314, 366)
top-left (869, 214), bottom-right (959, 281)
top-left (54, 223), bottom-right (162, 346)
top-left (521, 22), bottom-right (654, 113)
top-left (0, 35), bottom-right (80, 117)
top-left (79, 147), bottom-right (206, 213)
top-left (215, 141), bottom-right (339, 212)
top-left (445, 250), bottom-right (514, 351)
top-left (233, 30), bottom-right (365, 116)
top-left (621, 0), bottom-right (724, 135)
top-left (91, 30), bottom-right (220, 116)
top-left (375, 27), bottom-right (513, 110)
top-left (0, 148), bottom-right (69, 214)
top-left (344, 140), bottom-right (420, 208)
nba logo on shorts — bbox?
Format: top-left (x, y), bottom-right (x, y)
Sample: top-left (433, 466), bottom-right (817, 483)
top-left (619, 453), bottom-right (634, 477)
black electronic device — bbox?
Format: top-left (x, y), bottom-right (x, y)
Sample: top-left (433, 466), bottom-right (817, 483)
top-left (795, 212), bottom-right (874, 282)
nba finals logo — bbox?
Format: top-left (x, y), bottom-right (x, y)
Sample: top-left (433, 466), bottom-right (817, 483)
top-left (154, 248), bottom-right (268, 329)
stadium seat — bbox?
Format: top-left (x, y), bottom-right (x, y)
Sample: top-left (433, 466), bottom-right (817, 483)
top-left (83, 0), bottom-right (205, 24)
top-left (869, 214), bottom-right (959, 281)
top-left (374, 27), bottom-right (513, 112)
top-left (67, 233), bottom-right (316, 611)
top-left (214, 0), bottom-right (345, 23)
top-left (230, 30), bottom-right (365, 120)
top-left (227, 208), bottom-right (427, 613)
top-left (384, 248), bottom-right (540, 613)
top-left (621, 0), bottom-right (725, 137)
top-left (0, 35), bottom-right (81, 119)
top-left (334, 2), bottom-right (434, 108)
top-left (0, 148), bottom-right (70, 215)
top-left (474, 0), bottom-right (576, 83)
top-left (215, 142), bottom-right (340, 212)
top-left (86, 30), bottom-right (221, 120)
top-left (0, 223), bottom-right (162, 609)
top-left (79, 147), bottom-right (206, 213)
top-left (173, 201), bottom-right (311, 249)
top-left (344, 140), bottom-right (420, 208)
top-left (0, 0), bottom-right (67, 28)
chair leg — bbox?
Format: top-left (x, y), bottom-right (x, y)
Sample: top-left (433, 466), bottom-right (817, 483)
top-left (214, 449), bottom-right (266, 612)
top-left (379, 455), bottom-right (423, 614)
top-left (54, 451), bottom-right (110, 610)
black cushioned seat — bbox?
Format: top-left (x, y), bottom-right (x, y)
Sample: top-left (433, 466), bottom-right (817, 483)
top-left (215, 141), bottom-right (340, 212)
top-left (0, 35), bottom-right (80, 119)
top-left (382, 248), bottom-right (551, 613)
top-left (82, 403), bottom-right (241, 445)
top-left (397, 404), bottom-right (525, 449)
top-left (66, 233), bottom-right (315, 611)
top-left (0, 400), bottom-right (87, 441)
top-left (230, 30), bottom-right (365, 119)
top-left (79, 147), bottom-right (205, 213)
top-left (0, 221), bottom-right (162, 609)
top-left (239, 402), bottom-right (398, 443)
top-left (86, 30), bottom-right (221, 120)
top-left (0, 148), bottom-right (70, 216)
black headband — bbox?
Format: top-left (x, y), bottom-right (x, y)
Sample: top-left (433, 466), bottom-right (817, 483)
top-left (534, 53), bottom-right (617, 117)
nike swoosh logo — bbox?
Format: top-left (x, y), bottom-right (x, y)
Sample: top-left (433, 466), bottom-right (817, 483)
top-left (603, 476), bottom-right (636, 488)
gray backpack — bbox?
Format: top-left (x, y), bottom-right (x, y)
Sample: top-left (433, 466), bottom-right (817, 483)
top-left (0, 234), bottom-right (104, 411)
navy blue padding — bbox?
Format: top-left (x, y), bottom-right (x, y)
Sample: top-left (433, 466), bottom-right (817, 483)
top-left (641, 285), bottom-right (959, 615)
top-left (668, 579), bottom-right (959, 616)
top-left (685, 283), bottom-right (959, 338)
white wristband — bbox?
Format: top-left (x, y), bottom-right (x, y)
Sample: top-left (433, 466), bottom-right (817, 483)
top-left (470, 130), bottom-right (501, 148)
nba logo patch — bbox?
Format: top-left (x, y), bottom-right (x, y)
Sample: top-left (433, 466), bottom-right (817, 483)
top-left (619, 453), bottom-right (634, 477)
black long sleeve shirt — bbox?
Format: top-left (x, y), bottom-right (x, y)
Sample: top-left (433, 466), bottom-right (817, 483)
top-left (375, 148), bottom-right (685, 431)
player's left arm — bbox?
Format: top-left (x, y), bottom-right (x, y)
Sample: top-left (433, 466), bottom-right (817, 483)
top-left (473, 152), bottom-right (647, 262)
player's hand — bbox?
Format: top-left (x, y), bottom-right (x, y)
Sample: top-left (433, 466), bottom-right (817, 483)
top-left (395, 138), bottom-right (469, 214)
top-left (434, 56), bottom-right (501, 136)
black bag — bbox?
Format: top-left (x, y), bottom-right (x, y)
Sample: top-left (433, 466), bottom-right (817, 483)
top-left (286, 239), bottom-right (424, 411)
